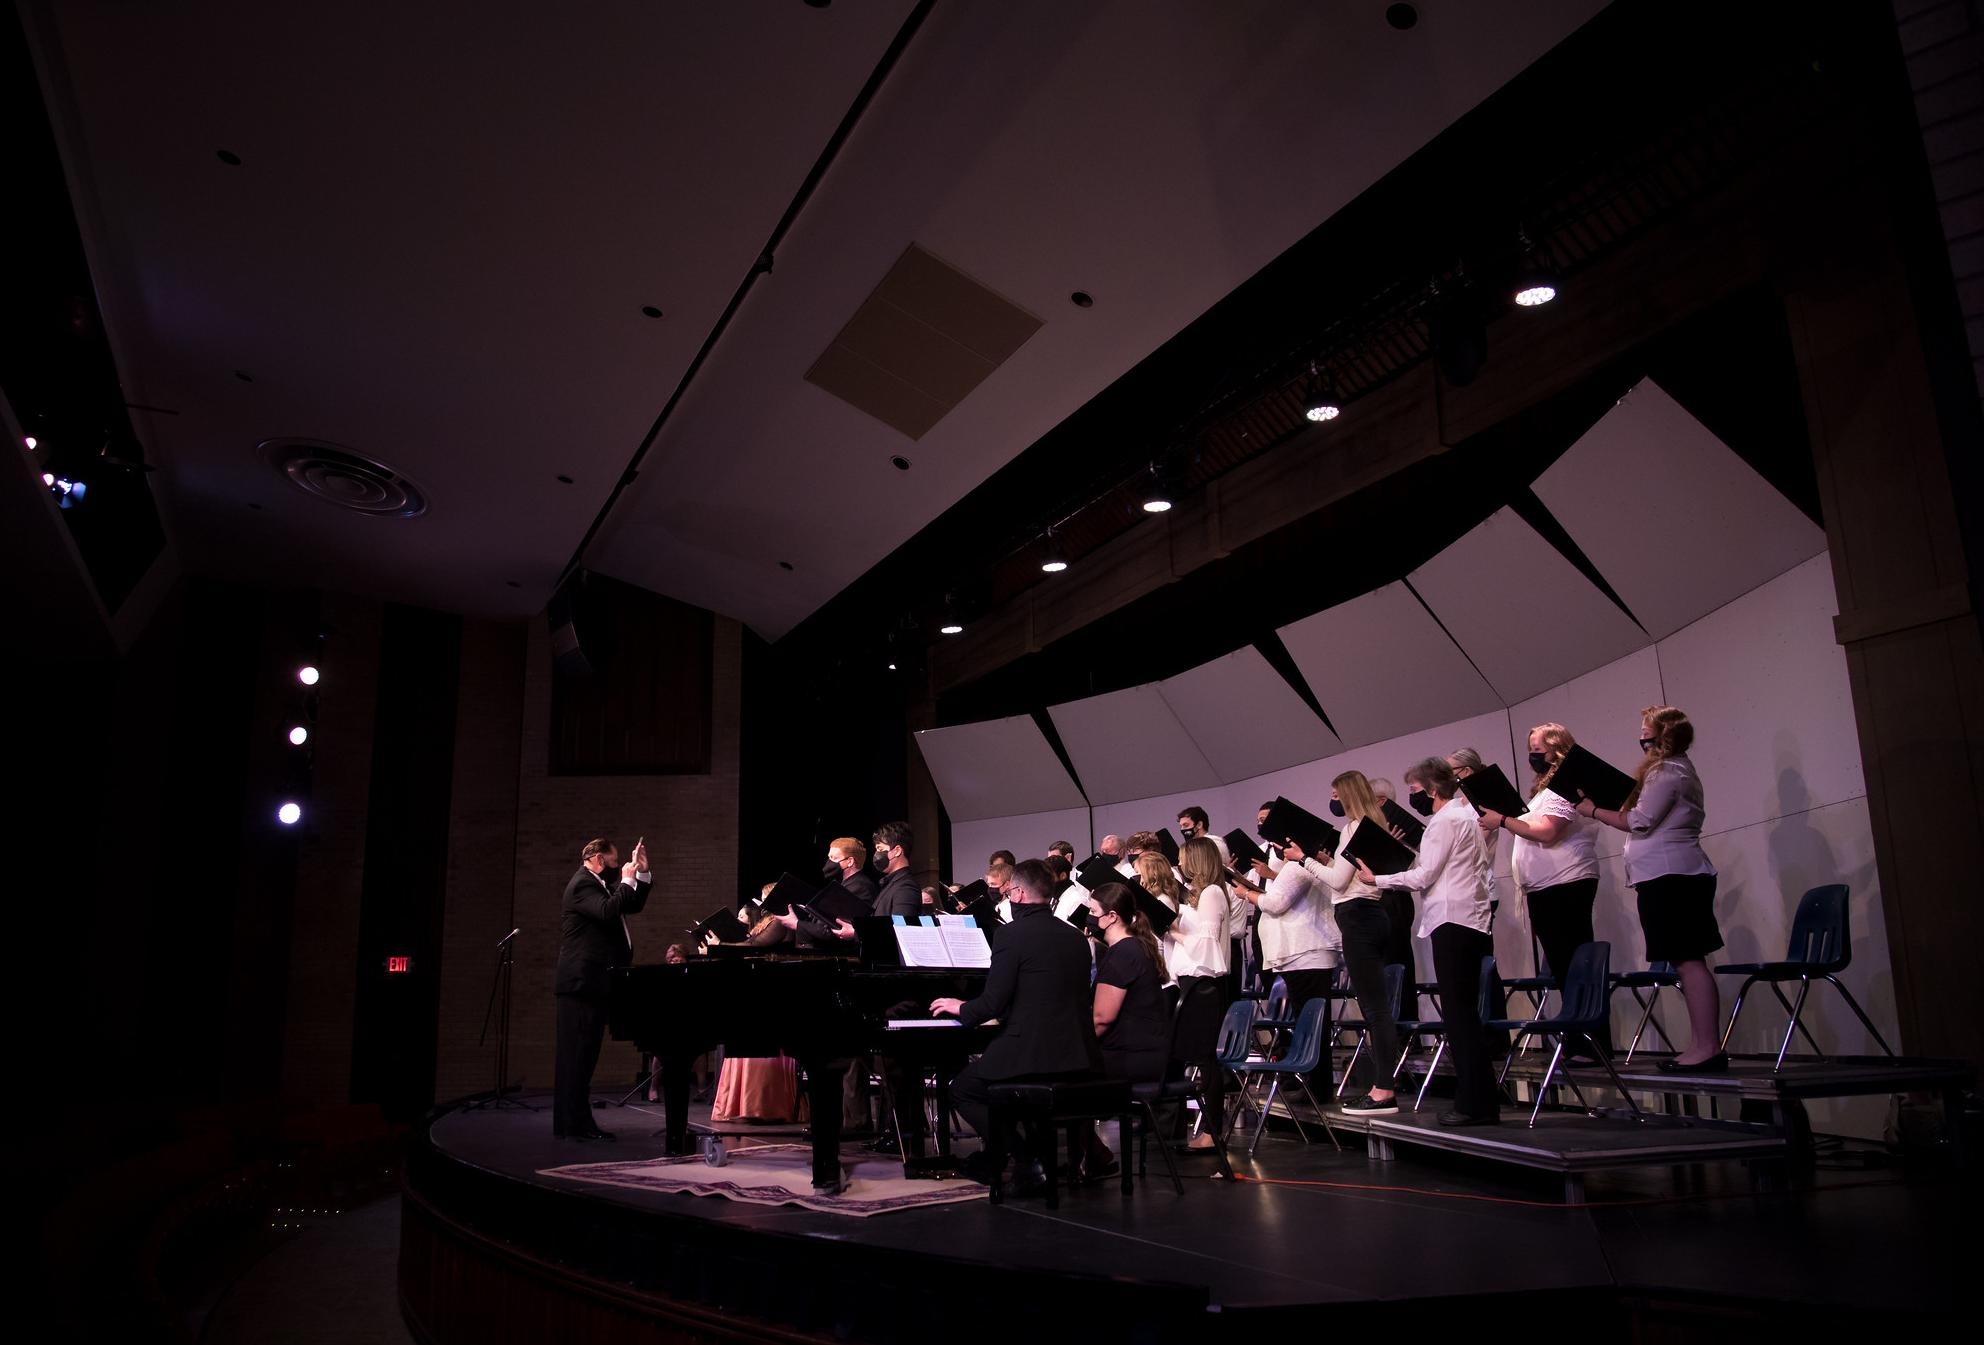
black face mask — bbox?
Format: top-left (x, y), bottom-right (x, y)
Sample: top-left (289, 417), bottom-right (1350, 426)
top-left (1638, 737), bottom-right (1657, 753)
top-left (1328, 800), bottom-right (1345, 818)
top-left (1407, 791), bottom-right (1433, 817)
top-left (821, 861), bottom-right (842, 882)
top-left (1528, 751), bottom-right (1550, 774)
top-left (873, 848), bottom-right (892, 871)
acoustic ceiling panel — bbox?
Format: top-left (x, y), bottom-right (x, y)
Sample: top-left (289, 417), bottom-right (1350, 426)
top-left (804, 244), bottom-right (1043, 440)
top-left (1155, 646), bottom-right (1341, 783)
top-left (1409, 507), bottom-right (1649, 705)
top-left (1276, 582), bottom-right (1501, 749)
top-left (913, 714), bottom-right (1086, 821)
top-left (1048, 684), bottom-right (1221, 806)
top-left (1532, 379), bottom-right (1825, 639)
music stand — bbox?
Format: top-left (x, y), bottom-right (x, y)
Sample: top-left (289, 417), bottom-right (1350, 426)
top-left (464, 928), bottom-right (535, 1111)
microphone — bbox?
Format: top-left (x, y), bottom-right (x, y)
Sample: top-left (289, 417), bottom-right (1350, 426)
top-left (497, 927), bottom-right (520, 949)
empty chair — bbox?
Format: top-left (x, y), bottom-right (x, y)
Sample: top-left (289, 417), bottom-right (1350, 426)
top-left (1611, 961), bottom-right (1679, 1062)
top-left (1717, 884), bottom-right (1894, 1072)
top-left (1132, 998), bottom-right (1255, 1183)
top-left (1332, 963), bottom-right (1405, 1098)
top-left (1486, 942), bottom-right (1645, 1128)
top-left (1235, 998), bottom-right (1341, 1156)
top-left (1251, 975), bottom-right (1294, 1054)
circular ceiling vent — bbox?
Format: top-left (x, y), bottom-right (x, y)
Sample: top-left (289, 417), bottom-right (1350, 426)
top-left (259, 439), bottom-right (428, 518)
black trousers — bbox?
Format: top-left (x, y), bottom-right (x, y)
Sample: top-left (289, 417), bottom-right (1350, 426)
top-left (952, 1064), bottom-right (1093, 1167)
top-left (1527, 876), bottom-right (1598, 986)
top-left (1334, 899), bottom-right (1401, 1092)
top-left (553, 992), bottom-right (608, 1136)
top-left (1430, 923), bottom-right (1499, 1119)
top-left (1275, 968), bottom-right (1337, 1034)
top-left (1172, 975), bottom-right (1230, 1138)
top-left (1379, 889), bottom-right (1418, 1021)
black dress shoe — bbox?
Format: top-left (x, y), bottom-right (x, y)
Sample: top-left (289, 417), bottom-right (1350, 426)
top-left (1657, 1052), bottom-right (1728, 1074)
top-left (1010, 1160), bottom-right (1049, 1196)
top-left (865, 1132), bottom-right (901, 1154)
top-left (571, 1126), bottom-right (617, 1141)
top-left (961, 1151), bottom-right (997, 1186)
top-left (1437, 1109), bottom-right (1499, 1127)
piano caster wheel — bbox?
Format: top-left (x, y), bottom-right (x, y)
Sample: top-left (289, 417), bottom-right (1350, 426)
top-left (703, 1137), bottom-right (728, 1167)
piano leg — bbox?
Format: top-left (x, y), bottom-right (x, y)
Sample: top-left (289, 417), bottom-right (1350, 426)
top-left (803, 1056), bottom-right (846, 1192)
top-left (656, 1053), bottom-right (694, 1155)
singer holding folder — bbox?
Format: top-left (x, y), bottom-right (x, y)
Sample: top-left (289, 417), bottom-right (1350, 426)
top-left (1474, 724), bottom-right (1601, 991)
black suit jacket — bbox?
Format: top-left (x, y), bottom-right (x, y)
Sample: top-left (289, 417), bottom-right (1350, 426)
top-left (873, 867), bottom-right (921, 921)
top-left (958, 903), bottom-right (1102, 1080)
top-left (555, 866), bottom-right (652, 999)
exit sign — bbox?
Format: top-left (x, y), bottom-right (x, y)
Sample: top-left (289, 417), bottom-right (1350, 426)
top-left (386, 956), bottom-right (412, 974)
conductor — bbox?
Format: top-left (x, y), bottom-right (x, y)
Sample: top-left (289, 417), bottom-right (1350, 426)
top-left (553, 837), bottom-right (651, 1140)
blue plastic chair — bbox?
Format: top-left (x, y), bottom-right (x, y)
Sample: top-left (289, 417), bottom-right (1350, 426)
top-left (1486, 942), bottom-right (1644, 1127)
top-left (1332, 963), bottom-right (1406, 1098)
top-left (1717, 885), bottom-right (1894, 1071)
top-left (1237, 998), bottom-right (1341, 1156)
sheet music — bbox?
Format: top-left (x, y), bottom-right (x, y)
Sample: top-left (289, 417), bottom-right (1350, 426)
top-left (894, 921), bottom-right (991, 968)
top-left (938, 925), bottom-right (992, 969)
top-left (886, 1018), bottom-right (962, 1028)
top-left (935, 913), bottom-right (974, 927)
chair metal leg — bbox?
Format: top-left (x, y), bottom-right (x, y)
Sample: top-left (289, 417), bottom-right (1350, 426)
top-left (1721, 975), bottom-right (1758, 1050)
top-left (1138, 1102), bottom-right (1183, 1194)
top-left (1824, 976), bottom-right (1896, 1056)
top-left (1249, 1078), bottom-right (1283, 1156)
top-left (1773, 979), bottom-right (1816, 1071)
top-left (1625, 987), bottom-right (1657, 1062)
top-left (1414, 1037), bottom-right (1446, 1111)
top-left (1295, 1076), bottom-right (1342, 1150)
top-left (1585, 1032), bottom-right (1646, 1121)
top-left (1336, 1034), bottom-right (1366, 1098)
top-left (1529, 1040), bottom-right (1565, 1128)
top-left (1770, 978), bottom-right (1829, 1058)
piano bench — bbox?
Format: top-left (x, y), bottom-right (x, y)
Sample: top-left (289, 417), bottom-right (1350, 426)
top-left (985, 1077), bottom-right (1134, 1209)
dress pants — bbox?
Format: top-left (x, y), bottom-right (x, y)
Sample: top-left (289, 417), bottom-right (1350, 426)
top-left (1333, 899), bottom-right (1401, 1093)
top-left (952, 1063), bottom-right (1093, 1167)
top-left (1379, 888), bottom-right (1418, 1021)
top-left (1172, 975), bottom-right (1229, 1139)
top-left (1526, 877), bottom-right (1598, 987)
top-left (1430, 923), bottom-right (1499, 1118)
top-left (1275, 968), bottom-right (1337, 1026)
top-left (553, 991), bottom-right (608, 1136)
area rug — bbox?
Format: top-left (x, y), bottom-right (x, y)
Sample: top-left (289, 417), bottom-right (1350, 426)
top-left (538, 1143), bottom-right (987, 1217)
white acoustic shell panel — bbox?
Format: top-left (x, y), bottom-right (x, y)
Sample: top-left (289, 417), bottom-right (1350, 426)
top-left (1048, 684), bottom-right (1220, 806)
top-left (913, 715), bottom-right (1086, 821)
top-left (1276, 582), bottom-right (1501, 749)
top-left (1532, 379), bottom-right (1825, 640)
top-left (950, 807), bottom-right (1094, 877)
top-left (1155, 646), bottom-right (1341, 782)
top-left (1409, 507), bottom-right (1649, 704)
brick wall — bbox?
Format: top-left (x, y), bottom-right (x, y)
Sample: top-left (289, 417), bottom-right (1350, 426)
top-left (280, 593), bottom-right (382, 1106)
top-left (495, 613), bottom-right (743, 1098)
top-left (1895, 0), bottom-right (1984, 407)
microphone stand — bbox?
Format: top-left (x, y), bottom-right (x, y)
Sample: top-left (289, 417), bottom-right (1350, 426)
top-left (464, 928), bottom-right (535, 1111)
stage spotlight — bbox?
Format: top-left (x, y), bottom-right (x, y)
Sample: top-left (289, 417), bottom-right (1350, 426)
top-left (277, 801), bottom-right (303, 825)
top-left (939, 623), bottom-right (964, 635)
top-left (887, 661), bottom-right (898, 671)
top-left (1040, 529), bottom-right (1069, 573)
top-left (24, 436), bottom-right (36, 450)
top-left (288, 726), bottom-right (309, 746)
top-left (297, 665), bottom-right (320, 686)
top-left (937, 593), bottom-right (965, 636)
top-left (1140, 463), bottom-right (1173, 513)
top-left (1512, 229), bottom-right (1558, 307)
top-left (1301, 362), bottom-right (1341, 422)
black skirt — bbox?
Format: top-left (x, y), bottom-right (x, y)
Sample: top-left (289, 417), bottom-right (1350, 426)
top-left (1633, 871), bottom-right (1724, 963)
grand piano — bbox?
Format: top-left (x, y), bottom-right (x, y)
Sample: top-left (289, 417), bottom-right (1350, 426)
top-left (610, 949), bottom-right (992, 1191)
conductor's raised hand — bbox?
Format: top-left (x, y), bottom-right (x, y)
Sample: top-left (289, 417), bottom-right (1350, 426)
top-left (630, 839), bottom-right (648, 872)
top-left (621, 859), bottom-right (640, 885)
top-left (929, 997), bottom-right (965, 1017)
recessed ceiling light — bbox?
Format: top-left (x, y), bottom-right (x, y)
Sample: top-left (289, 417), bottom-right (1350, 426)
top-left (939, 623), bottom-right (964, 636)
top-left (1070, 291), bottom-right (1094, 308)
top-left (234, 370), bottom-right (254, 382)
top-left (887, 662), bottom-right (897, 671)
top-left (23, 436), bottom-right (36, 450)
top-left (247, 502), bottom-right (264, 511)
top-left (1385, 3), bottom-right (1418, 30)
top-left (216, 149), bottom-right (242, 166)
top-left (1141, 499), bottom-right (1173, 514)
top-left (641, 305), bottom-right (663, 318)
top-left (557, 474), bottom-right (574, 484)
top-left (505, 580), bottom-right (521, 588)
top-left (778, 560), bottom-right (794, 571)
top-left (891, 455), bottom-right (911, 471)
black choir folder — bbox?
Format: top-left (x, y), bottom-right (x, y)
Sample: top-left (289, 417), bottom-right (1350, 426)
top-left (1342, 818), bottom-right (1416, 876)
top-left (1075, 855), bottom-right (1125, 890)
top-left (1553, 744), bottom-right (1637, 812)
top-left (1153, 828), bottom-right (1181, 865)
top-left (758, 871), bottom-right (818, 916)
top-left (1381, 796), bottom-right (1425, 846)
top-left (1223, 829), bottom-right (1268, 869)
top-left (1262, 797), bottom-right (1340, 857)
top-left (691, 907), bottom-right (751, 945)
top-left (799, 883), bottom-right (871, 923)
top-left (1131, 885), bottom-right (1178, 936)
top-left (1457, 763), bottom-right (1528, 820)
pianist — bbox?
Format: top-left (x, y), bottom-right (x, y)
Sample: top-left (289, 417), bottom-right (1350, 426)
top-left (930, 859), bottom-right (1102, 1188)
top-left (553, 837), bottom-right (650, 1141)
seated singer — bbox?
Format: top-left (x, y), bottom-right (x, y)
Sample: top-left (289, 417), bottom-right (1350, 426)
top-left (553, 837), bottom-right (650, 1141)
top-left (930, 858), bottom-right (1102, 1187)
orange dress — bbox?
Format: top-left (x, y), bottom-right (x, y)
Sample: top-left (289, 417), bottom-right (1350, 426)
top-left (710, 1053), bottom-right (808, 1123)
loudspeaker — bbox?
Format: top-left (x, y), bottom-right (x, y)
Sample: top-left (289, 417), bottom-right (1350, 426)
top-left (548, 572), bottom-right (613, 680)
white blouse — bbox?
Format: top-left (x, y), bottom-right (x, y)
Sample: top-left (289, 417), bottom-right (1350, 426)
top-left (1307, 818), bottom-right (1383, 905)
top-left (1166, 883), bottom-right (1231, 980)
top-left (1511, 786), bottom-right (1599, 891)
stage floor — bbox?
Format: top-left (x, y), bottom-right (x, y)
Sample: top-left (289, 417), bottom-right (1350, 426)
top-left (416, 1087), bottom-right (1965, 1326)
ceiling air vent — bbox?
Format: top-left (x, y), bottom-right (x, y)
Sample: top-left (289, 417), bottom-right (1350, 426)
top-left (260, 439), bottom-right (428, 518)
